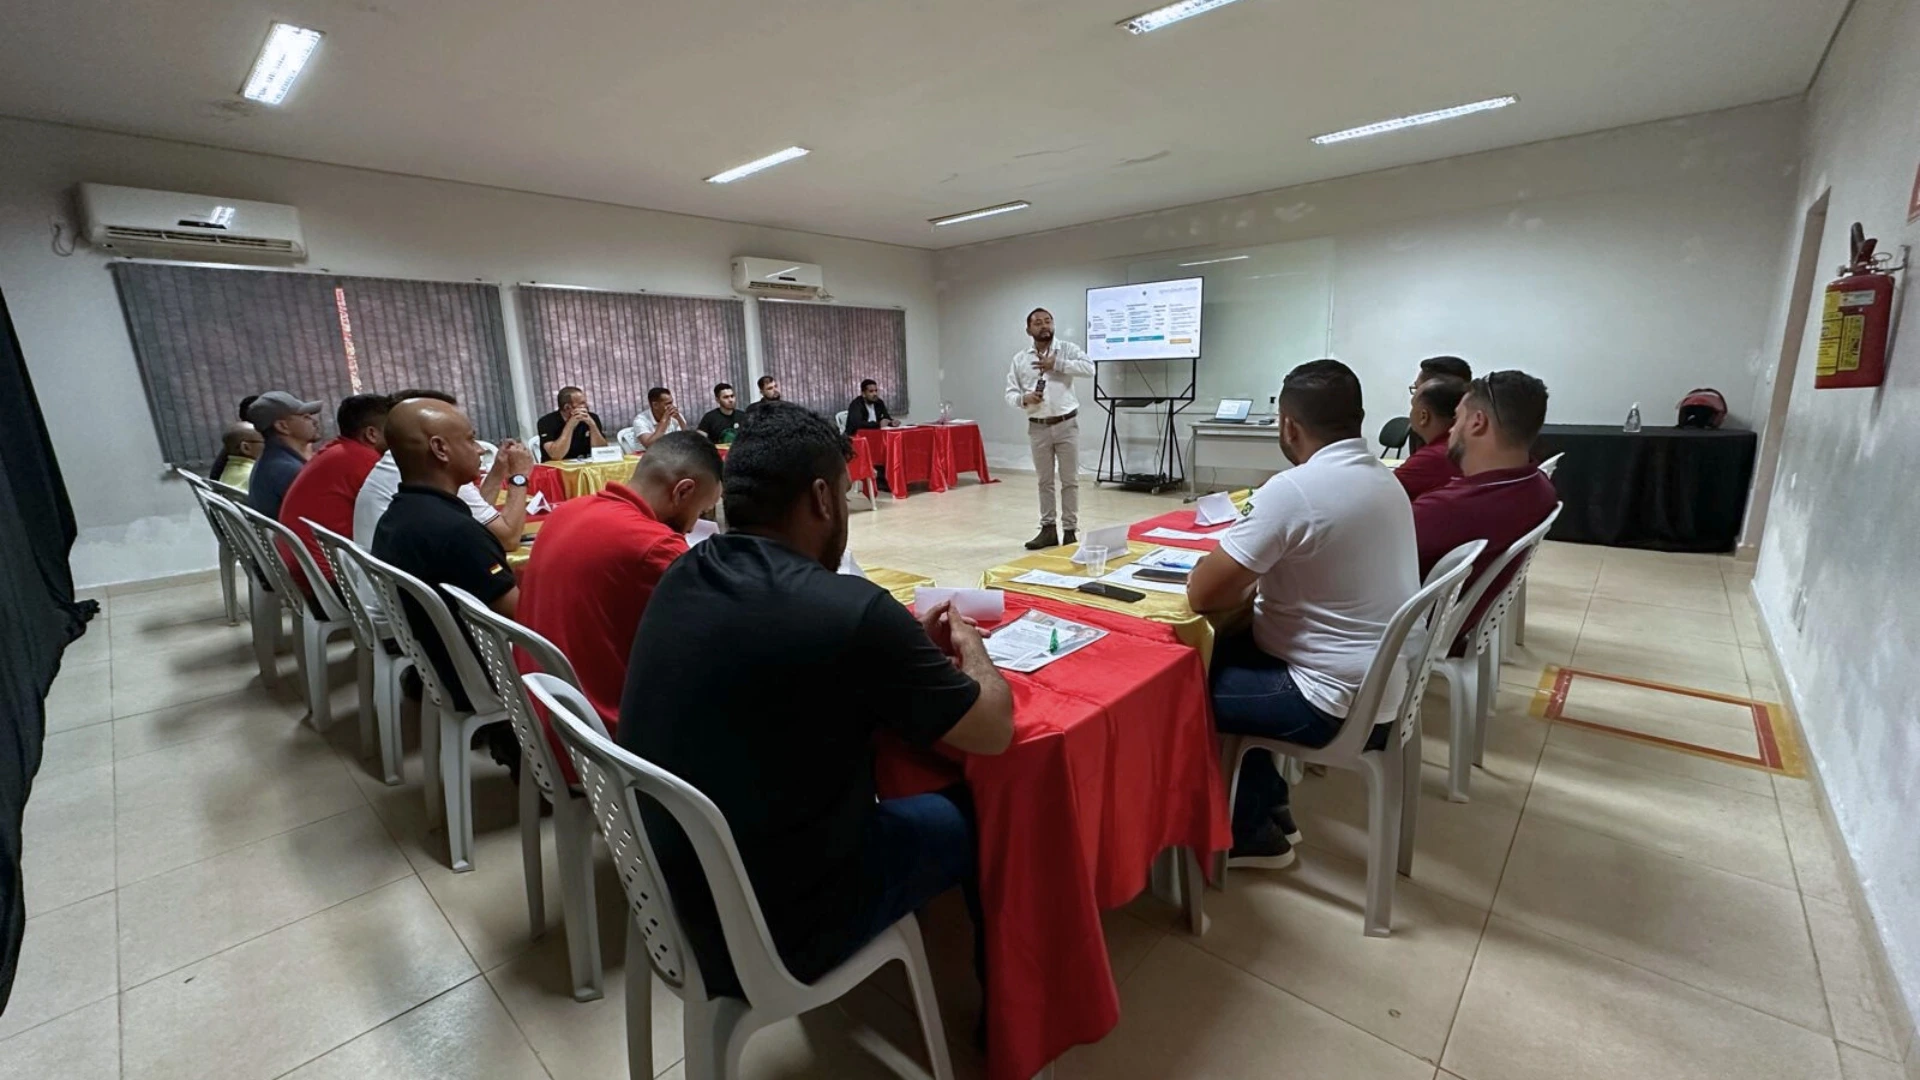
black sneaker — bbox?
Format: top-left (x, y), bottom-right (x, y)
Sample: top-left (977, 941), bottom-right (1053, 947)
top-left (1270, 805), bottom-right (1303, 845)
top-left (1062, 529), bottom-right (1078, 545)
top-left (1024, 525), bottom-right (1060, 550)
top-left (1226, 822), bottom-right (1297, 870)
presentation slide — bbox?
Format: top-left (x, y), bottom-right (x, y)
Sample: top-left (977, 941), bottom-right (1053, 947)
top-left (1086, 277), bottom-right (1204, 362)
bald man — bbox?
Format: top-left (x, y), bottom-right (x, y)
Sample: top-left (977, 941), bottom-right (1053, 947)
top-left (216, 422), bottom-right (264, 490)
top-left (373, 398), bottom-right (519, 719)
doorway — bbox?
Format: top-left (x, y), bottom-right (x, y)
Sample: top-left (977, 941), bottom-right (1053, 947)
top-left (1743, 189), bottom-right (1829, 554)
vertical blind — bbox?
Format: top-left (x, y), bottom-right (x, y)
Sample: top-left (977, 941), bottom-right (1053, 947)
top-left (755, 300), bottom-right (909, 416)
top-left (109, 263), bottom-right (515, 467)
top-left (516, 287), bottom-right (748, 427)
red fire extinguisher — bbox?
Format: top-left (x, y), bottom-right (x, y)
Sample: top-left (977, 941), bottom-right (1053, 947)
top-left (1816, 223), bottom-right (1905, 389)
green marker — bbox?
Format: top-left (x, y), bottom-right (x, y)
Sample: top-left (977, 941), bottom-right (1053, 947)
top-left (1049, 627), bottom-right (1060, 654)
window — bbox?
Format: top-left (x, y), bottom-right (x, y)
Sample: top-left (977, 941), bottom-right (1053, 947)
top-left (516, 287), bottom-right (748, 429)
top-left (756, 300), bottom-right (909, 415)
top-left (109, 262), bottom-right (514, 468)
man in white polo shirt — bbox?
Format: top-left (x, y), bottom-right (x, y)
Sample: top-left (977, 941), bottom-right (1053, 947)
top-left (1187, 359), bottom-right (1419, 868)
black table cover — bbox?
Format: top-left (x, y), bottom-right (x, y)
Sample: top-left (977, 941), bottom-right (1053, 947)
top-left (1533, 424), bottom-right (1758, 553)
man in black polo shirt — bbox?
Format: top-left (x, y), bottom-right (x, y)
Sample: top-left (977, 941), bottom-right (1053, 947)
top-left (373, 397), bottom-right (518, 716)
top-left (620, 402), bottom-right (1013, 996)
top-left (694, 382), bottom-right (744, 445)
top-left (535, 385), bottom-right (609, 462)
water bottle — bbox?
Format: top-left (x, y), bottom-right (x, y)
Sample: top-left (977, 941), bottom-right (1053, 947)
top-left (1623, 402), bottom-right (1642, 433)
top-left (938, 400), bottom-right (954, 424)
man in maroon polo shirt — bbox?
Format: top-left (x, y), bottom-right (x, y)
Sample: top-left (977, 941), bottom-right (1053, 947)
top-left (1413, 370), bottom-right (1557, 630)
top-left (279, 393), bottom-right (391, 592)
top-left (1395, 375), bottom-right (1467, 501)
top-left (516, 430), bottom-right (723, 744)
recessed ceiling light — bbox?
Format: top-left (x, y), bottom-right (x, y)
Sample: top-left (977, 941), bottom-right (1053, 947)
top-left (930, 201), bottom-right (1032, 227)
top-left (1311, 96), bottom-right (1517, 145)
top-left (240, 23), bottom-right (324, 106)
top-left (705, 147), bottom-right (811, 184)
top-left (1117, 0), bottom-right (1249, 34)
top-left (1178, 255), bottom-right (1250, 267)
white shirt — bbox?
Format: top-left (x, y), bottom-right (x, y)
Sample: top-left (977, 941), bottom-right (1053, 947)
top-left (1218, 438), bottom-right (1419, 718)
top-left (864, 402), bottom-right (878, 423)
top-left (1005, 340), bottom-right (1096, 420)
top-left (632, 409), bottom-right (684, 437)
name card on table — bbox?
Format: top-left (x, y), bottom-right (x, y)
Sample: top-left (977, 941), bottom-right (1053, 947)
top-left (1193, 491), bottom-right (1238, 527)
top-left (525, 492), bottom-right (551, 516)
top-left (1069, 523), bottom-right (1129, 565)
top-left (913, 587), bottom-right (1005, 623)
top-left (589, 445), bottom-right (625, 462)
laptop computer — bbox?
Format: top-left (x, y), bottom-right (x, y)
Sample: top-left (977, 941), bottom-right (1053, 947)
top-left (1211, 398), bottom-right (1253, 423)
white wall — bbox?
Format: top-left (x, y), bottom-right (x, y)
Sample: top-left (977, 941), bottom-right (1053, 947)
top-left (933, 99), bottom-right (1803, 472)
top-left (0, 117), bottom-right (938, 587)
top-left (1747, 0), bottom-right (1920, 1054)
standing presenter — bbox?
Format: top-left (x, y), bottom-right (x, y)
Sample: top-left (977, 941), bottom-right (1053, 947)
top-left (1006, 307), bottom-right (1096, 550)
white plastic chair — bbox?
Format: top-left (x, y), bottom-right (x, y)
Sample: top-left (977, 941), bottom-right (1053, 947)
top-left (200, 492), bottom-right (288, 689)
top-left (1429, 504), bottom-right (1563, 802)
top-left (528, 674), bottom-right (956, 1080)
top-left (476, 439), bottom-right (499, 474)
top-left (445, 585), bottom-right (607, 1002)
top-left (306, 522), bottom-right (415, 786)
top-left (177, 469), bottom-right (243, 625)
top-left (345, 546), bottom-right (508, 872)
top-left (1510, 453), bottom-right (1565, 649)
top-left (616, 427), bottom-right (642, 455)
top-left (1213, 541), bottom-right (1481, 936)
top-left (233, 502), bottom-right (357, 731)
top-left (835, 409), bottom-right (850, 433)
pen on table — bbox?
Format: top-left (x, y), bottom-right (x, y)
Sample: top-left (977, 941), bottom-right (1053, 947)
top-left (1049, 627), bottom-right (1060, 654)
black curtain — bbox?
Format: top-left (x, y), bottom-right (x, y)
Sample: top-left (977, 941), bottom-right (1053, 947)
top-left (0, 287), bottom-right (94, 1012)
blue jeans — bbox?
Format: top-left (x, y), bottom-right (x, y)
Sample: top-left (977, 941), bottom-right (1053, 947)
top-left (790, 786), bottom-right (984, 990)
top-left (1210, 634), bottom-right (1385, 842)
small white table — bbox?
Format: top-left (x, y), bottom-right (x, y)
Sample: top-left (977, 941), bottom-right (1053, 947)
top-left (1188, 416), bottom-right (1287, 495)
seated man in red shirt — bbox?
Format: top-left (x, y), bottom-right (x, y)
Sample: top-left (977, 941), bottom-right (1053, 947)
top-left (516, 430), bottom-right (723, 740)
top-left (1395, 376), bottom-right (1466, 501)
top-left (1413, 370), bottom-right (1558, 633)
top-left (279, 392), bottom-right (391, 592)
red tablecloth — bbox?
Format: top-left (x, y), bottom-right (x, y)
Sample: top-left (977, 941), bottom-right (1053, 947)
top-left (1126, 507), bottom-right (1232, 550)
top-left (876, 595), bottom-right (1230, 1080)
top-left (848, 437), bottom-right (877, 499)
top-left (855, 423), bottom-right (992, 499)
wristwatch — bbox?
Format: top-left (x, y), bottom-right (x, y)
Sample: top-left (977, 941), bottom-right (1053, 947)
top-left (509, 474), bottom-right (528, 489)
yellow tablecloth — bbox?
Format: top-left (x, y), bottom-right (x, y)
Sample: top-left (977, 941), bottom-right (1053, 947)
top-left (865, 566), bottom-right (935, 607)
top-left (539, 458), bottom-right (640, 500)
top-left (981, 541), bottom-right (1231, 666)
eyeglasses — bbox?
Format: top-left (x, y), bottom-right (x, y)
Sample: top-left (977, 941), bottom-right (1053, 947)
top-left (1468, 375), bottom-right (1510, 432)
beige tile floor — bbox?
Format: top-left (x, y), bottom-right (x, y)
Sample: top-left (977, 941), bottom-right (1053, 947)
top-left (7, 476), bottom-right (1914, 1079)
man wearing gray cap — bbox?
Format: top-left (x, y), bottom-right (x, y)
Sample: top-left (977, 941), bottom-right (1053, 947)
top-left (245, 390), bottom-right (322, 517)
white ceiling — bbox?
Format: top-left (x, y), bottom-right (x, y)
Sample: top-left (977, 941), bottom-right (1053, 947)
top-left (0, 0), bottom-right (1845, 249)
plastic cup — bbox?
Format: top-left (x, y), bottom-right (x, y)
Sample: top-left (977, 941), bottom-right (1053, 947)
top-left (1085, 546), bottom-right (1109, 578)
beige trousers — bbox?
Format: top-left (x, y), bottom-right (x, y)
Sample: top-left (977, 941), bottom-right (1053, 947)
top-left (1027, 414), bottom-right (1080, 529)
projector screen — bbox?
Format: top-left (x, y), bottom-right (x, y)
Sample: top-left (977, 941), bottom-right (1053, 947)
top-left (1086, 277), bottom-right (1204, 362)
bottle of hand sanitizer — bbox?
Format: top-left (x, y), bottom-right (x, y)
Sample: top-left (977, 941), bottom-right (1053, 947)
top-left (1624, 402), bottom-right (1643, 433)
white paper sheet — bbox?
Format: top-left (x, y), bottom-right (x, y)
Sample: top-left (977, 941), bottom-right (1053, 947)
top-left (1193, 491), bottom-right (1238, 526)
top-left (1010, 569), bottom-right (1092, 589)
top-left (913, 587), bottom-right (1005, 622)
top-left (983, 610), bottom-right (1106, 673)
top-left (1070, 523), bottom-right (1130, 565)
top-left (1136, 547), bottom-right (1203, 571)
top-left (1098, 563), bottom-right (1191, 595)
top-left (1142, 526), bottom-right (1222, 542)
top-left (686, 519), bottom-right (719, 547)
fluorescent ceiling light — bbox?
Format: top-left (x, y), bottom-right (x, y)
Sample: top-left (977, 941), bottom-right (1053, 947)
top-left (1311, 96), bottom-right (1517, 145)
top-left (706, 147), bottom-right (810, 184)
top-left (1178, 255), bottom-right (1250, 267)
top-left (1117, 0), bottom-right (1248, 34)
top-left (930, 201), bottom-right (1032, 227)
top-left (240, 23), bottom-right (324, 105)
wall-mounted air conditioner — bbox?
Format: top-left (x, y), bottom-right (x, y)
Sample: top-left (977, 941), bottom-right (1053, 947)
top-left (77, 183), bottom-right (307, 262)
top-left (732, 257), bottom-right (825, 298)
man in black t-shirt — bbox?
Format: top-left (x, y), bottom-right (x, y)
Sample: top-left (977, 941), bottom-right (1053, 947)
top-left (695, 382), bottom-right (745, 445)
top-left (535, 385), bottom-right (609, 461)
top-left (843, 378), bottom-right (898, 435)
top-left (373, 398), bottom-right (519, 714)
top-left (620, 402), bottom-right (1013, 996)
